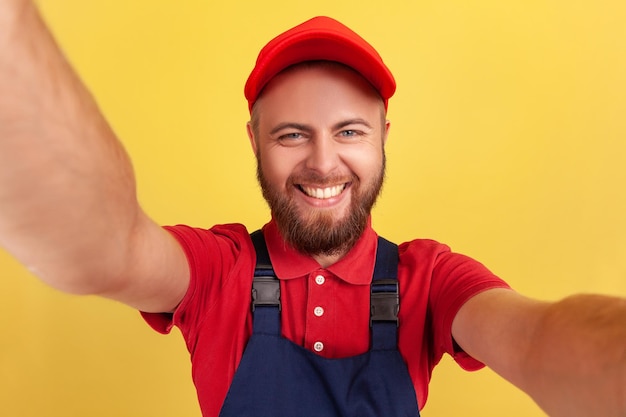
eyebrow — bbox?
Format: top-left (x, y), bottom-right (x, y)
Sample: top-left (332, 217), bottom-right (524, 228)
top-left (334, 118), bottom-right (373, 131)
top-left (269, 122), bottom-right (311, 135)
top-left (269, 118), bottom-right (373, 135)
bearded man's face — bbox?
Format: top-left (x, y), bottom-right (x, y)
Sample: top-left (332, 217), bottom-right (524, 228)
top-left (248, 62), bottom-right (389, 256)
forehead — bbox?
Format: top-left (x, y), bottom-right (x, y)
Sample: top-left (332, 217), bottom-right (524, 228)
top-left (253, 62), bottom-right (385, 128)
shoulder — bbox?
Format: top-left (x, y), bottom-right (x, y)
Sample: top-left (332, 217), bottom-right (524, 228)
top-left (397, 238), bottom-right (451, 271)
top-left (398, 238), bottom-right (451, 255)
top-left (163, 223), bottom-right (257, 283)
top-left (164, 222), bottom-right (254, 252)
top-left (398, 238), bottom-right (502, 282)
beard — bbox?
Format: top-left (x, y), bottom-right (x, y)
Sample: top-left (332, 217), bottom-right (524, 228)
top-left (256, 154), bottom-right (385, 257)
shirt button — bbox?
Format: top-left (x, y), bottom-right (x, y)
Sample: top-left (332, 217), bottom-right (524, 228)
top-left (315, 275), bottom-right (325, 285)
top-left (313, 306), bottom-right (324, 317)
top-left (313, 341), bottom-right (324, 352)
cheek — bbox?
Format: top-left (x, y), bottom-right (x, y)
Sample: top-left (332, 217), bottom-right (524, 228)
top-left (260, 150), bottom-right (298, 189)
top-left (345, 149), bottom-right (384, 181)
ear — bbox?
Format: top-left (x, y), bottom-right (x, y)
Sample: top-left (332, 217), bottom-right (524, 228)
top-left (246, 121), bottom-right (258, 155)
top-left (382, 119), bottom-right (391, 146)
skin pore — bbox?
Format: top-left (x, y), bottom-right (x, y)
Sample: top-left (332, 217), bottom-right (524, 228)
top-left (248, 62), bottom-right (390, 266)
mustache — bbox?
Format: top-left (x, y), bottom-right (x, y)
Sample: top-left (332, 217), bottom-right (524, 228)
top-left (288, 171), bottom-right (355, 186)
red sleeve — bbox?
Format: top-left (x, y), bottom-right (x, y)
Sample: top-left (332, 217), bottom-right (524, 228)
top-left (140, 223), bottom-right (254, 350)
top-left (430, 249), bottom-right (511, 370)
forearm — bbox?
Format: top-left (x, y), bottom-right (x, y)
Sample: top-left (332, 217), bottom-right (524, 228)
top-left (520, 294), bottom-right (626, 417)
top-left (0, 0), bottom-right (140, 292)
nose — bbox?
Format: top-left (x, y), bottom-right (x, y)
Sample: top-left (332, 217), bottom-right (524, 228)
top-left (304, 134), bottom-right (340, 176)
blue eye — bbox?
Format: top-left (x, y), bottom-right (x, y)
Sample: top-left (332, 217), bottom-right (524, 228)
top-left (280, 132), bottom-right (303, 140)
top-left (340, 130), bottom-right (358, 137)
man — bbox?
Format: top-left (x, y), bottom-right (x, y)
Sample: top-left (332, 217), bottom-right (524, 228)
top-left (0, 1), bottom-right (625, 417)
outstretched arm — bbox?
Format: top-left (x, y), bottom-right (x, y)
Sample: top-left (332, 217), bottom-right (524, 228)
top-left (0, 0), bottom-right (189, 312)
top-left (453, 288), bottom-right (626, 417)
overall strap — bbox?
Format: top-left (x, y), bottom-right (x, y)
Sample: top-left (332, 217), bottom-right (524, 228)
top-left (250, 230), bottom-right (280, 335)
top-left (370, 237), bottom-right (400, 350)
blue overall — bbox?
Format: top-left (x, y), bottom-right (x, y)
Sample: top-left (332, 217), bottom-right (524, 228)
top-left (219, 231), bottom-right (420, 417)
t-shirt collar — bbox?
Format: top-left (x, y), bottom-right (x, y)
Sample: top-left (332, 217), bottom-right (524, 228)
top-left (262, 217), bottom-right (378, 285)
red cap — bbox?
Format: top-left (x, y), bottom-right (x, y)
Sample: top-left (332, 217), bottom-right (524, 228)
top-left (244, 16), bottom-right (396, 113)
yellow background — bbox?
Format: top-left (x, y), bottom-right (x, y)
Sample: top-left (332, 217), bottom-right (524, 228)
top-left (1, 0), bottom-right (625, 416)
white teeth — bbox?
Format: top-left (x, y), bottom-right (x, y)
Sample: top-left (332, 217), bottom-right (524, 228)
top-left (301, 184), bottom-right (346, 199)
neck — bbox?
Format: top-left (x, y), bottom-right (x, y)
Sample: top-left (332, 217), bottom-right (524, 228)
top-left (312, 249), bottom-right (349, 268)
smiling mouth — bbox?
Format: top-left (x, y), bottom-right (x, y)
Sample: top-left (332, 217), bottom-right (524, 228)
top-left (298, 184), bottom-right (347, 199)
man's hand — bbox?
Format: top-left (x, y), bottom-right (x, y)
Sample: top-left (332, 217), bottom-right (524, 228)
top-left (453, 289), bottom-right (626, 417)
top-left (0, 0), bottom-right (189, 313)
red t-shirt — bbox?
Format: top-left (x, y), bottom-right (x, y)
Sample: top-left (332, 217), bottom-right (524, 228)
top-left (142, 219), bottom-right (510, 417)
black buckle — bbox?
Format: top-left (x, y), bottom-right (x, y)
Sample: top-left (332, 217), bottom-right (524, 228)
top-left (251, 276), bottom-right (281, 311)
top-left (370, 279), bottom-right (399, 326)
